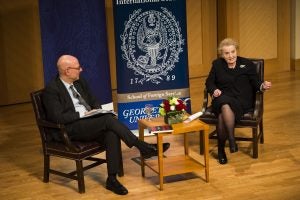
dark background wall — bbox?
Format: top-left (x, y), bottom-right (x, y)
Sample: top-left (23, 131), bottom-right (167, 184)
top-left (0, 0), bottom-right (298, 113)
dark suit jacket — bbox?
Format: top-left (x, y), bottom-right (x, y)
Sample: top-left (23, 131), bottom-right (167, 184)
top-left (43, 76), bottom-right (102, 141)
top-left (205, 56), bottom-right (262, 112)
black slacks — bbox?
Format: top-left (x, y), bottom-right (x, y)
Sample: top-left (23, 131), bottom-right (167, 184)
top-left (66, 114), bottom-right (137, 174)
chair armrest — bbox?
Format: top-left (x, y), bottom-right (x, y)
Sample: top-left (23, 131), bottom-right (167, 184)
top-left (38, 119), bottom-right (64, 129)
top-left (37, 119), bottom-right (79, 152)
top-left (253, 91), bottom-right (263, 119)
top-left (201, 88), bottom-right (209, 113)
top-left (59, 127), bottom-right (80, 152)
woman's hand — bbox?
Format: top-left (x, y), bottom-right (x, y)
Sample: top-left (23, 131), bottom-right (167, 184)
top-left (262, 81), bottom-right (272, 90)
top-left (213, 89), bottom-right (222, 98)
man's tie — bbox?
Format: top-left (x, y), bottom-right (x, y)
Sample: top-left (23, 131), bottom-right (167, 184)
top-left (69, 85), bottom-right (91, 111)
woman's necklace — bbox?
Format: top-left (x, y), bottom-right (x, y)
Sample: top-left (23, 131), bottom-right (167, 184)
top-left (228, 63), bottom-right (236, 69)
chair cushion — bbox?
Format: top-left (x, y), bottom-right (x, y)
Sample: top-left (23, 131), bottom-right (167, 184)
top-left (46, 141), bottom-right (105, 160)
top-left (199, 106), bottom-right (261, 127)
top-left (199, 106), bottom-right (218, 124)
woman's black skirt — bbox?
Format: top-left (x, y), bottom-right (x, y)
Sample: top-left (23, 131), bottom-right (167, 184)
top-left (211, 95), bottom-right (243, 122)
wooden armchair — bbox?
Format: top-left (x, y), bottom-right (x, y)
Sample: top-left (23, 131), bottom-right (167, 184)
top-left (30, 89), bottom-right (124, 193)
top-left (199, 58), bottom-right (264, 158)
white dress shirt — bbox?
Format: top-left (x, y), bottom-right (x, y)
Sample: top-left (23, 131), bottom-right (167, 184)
top-left (60, 79), bottom-right (87, 118)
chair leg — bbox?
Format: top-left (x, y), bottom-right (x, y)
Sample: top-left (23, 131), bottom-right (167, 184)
top-left (252, 128), bottom-right (258, 159)
top-left (43, 155), bottom-right (50, 182)
top-left (260, 120), bottom-right (264, 144)
top-left (76, 160), bottom-right (85, 193)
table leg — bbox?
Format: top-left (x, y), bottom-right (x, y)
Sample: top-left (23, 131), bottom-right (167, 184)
top-left (138, 124), bottom-right (145, 177)
top-left (157, 134), bottom-right (164, 190)
top-left (202, 129), bottom-right (209, 182)
top-left (184, 133), bottom-right (188, 155)
top-left (199, 132), bottom-right (204, 155)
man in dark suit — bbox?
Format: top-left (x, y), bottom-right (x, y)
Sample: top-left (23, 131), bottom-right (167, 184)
top-left (43, 55), bottom-right (170, 195)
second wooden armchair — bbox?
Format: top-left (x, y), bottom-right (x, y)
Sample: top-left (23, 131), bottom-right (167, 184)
top-left (199, 58), bottom-right (265, 158)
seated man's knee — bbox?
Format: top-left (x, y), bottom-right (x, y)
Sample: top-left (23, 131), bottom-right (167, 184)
top-left (101, 114), bottom-right (117, 123)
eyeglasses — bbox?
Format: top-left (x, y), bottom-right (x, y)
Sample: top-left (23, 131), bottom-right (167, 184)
top-left (67, 66), bottom-right (82, 71)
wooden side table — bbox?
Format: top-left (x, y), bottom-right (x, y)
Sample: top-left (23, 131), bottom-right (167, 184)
top-left (138, 117), bottom-right (210, 190)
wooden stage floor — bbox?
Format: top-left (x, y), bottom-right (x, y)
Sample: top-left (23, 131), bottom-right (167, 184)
top-left (0, 70), bottom-right (299, 200)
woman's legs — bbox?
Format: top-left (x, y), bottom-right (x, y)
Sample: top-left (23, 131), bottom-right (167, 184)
top-left (220, 104), bottom-right (238, 153)
top-left (217, 113), bottom-right (227, 164)
top-left (216, 104), bottom-right (239, 164)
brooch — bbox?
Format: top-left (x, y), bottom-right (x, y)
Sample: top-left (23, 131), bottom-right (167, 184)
top-left (239, 64), bottom-right (246, 68)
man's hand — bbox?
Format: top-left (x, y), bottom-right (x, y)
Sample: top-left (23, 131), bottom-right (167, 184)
top-left (84, 109), bottom-right (98, 116)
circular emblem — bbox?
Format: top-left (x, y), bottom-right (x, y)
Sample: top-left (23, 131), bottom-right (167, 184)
top-left (121, 8), bottom-right (184, 84)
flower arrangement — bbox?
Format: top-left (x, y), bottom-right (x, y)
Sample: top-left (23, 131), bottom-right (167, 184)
top-left (159, 97), bottom-right (188, 124)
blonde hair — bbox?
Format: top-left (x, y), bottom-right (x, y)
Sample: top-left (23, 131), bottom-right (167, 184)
top-left (218, 38), bottom-right (239, 55)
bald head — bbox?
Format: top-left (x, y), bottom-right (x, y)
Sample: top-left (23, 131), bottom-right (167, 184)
top-left (57, 55), bottom-right (78, 73)
top-left (57, 55), bottom-right (82, 83)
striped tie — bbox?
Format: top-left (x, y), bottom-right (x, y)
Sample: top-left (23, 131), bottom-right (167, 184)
top-left (69, 85), bottom-right (91, 111)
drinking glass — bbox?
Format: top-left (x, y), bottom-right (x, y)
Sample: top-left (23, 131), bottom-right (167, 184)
top-left (145, 104), bottom-right (153, 121)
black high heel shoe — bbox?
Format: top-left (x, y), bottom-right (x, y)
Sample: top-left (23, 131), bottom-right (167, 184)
top-left (218, 149), bottom-right (227, 164)
top-left (229, 141), bottom-right (238, 153)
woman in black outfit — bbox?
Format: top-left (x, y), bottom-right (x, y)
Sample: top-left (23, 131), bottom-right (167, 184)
top-left (205, 38), bottom-right (272, 164)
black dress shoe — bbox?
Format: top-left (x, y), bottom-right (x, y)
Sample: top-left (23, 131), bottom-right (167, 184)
top-left (149, 143), bottom-right (170, 153)
top-left (229, 143), bottom-right (238, 153)
top-left (218, 150), bottom-right (228, 164)
top-left (140, 142), bottom-right (170, 159)
top-left (106, 177), bottom-right (128, 195)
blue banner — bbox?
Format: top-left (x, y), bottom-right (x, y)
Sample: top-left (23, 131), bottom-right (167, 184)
top-left (113, 0), bottom-right (190, 130)
top-left (39, 0), bottom-right (112, 106)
